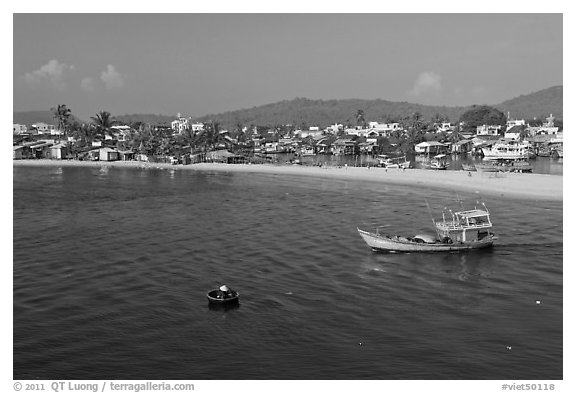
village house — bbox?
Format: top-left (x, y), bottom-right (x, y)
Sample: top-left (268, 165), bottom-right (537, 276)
top-left (31, 122), bottom-right (58, 135)
top-left (13, 124), bottom-right (28, 134)
top-left (13, 146), bottom-right (25, 159)
top-left (450, 139), bottom-right (474, 154)
top-left (358, 141), bottom-right (377, 155)
top-left (298, 127), bottom-right (323, 138)
top-left (190, 123), bottom-right (204, 133)
top-left (331, 138), bottom-right (357, 155)
top-left (111, 125), bottom-right (133, 142)
top-left (171, 114), bottom-right (190, 134)
top-left (414, 141), bottom-right (447, 155)
top-left (49, 143), bottom-right (70, 159)
top-left (529, 114), bottom-right (559, 135)
top-left (98, 147), bottom-right (119, 161)
top-left (23, 140), bottom-right (54, 158)
top-left (476, 125), bottom-right (502, 136)
top-left (368, 122), bottom-right (403, 137)
top-left (325, 124), bottom-right (343, 134)
top-left (436, 122), bottom-right (454, 133)
top-left (344, 126), bottom-right (367, 137)
top-left (506, 118), bottom-right (526, 131)
top-left (117, 150), bottom-right (136, 161)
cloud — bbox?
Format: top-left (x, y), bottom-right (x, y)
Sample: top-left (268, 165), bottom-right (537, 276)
top-left (23, 59), bottom-right (75, 89)
top-left (80, 77), bottom-right (98, 92)
top-left (100, 64), bottom-right (125, 89)
top-left (408, 71), bottom-right (442, 96)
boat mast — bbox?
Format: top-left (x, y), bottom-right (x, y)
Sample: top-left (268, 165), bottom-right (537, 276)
top-left (425, 199), bottom-right (442, 240)
top-left (456, 194), bottom-right (464, 210)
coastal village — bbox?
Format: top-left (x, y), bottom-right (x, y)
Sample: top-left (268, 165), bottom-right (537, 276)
top-left (12, 108), bottom-right (563, 171)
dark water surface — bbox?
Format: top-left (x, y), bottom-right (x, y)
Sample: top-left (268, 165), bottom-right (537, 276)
top-left (13, 165), bottom-right (563, 380)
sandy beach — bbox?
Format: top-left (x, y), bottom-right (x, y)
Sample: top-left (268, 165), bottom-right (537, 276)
top-left (13, 159), bottom-right (563, 201)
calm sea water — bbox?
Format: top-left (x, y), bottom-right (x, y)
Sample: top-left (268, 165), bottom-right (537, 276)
top-left (13, 165), bottom-right (563, 380)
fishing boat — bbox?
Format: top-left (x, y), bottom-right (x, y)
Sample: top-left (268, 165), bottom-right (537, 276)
top-left (378, 155), bottom-right (411, 169)
top-left (207, 285), bottom-right (240, 304)
top-left (482, 140), bottom-right (533, 160)
top-left (475, 159), bottom-right (533, 173)
top-left (357, 202), bottom-right (496, 252)
top-left (422, 154), bottom-right (448, 170)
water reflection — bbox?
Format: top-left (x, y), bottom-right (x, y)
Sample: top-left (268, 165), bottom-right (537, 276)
top-left (208, 302), bottom-right (241, 312)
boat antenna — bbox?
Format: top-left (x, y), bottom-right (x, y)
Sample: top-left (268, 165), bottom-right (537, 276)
top-left (425, 199), bottom-right (436, 225)
top-left (456, 194), bottom-right (464, 210)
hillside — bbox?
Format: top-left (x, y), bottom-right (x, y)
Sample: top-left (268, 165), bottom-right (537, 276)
top-left (495, 85), bottom-right (562, 120)
top-left (195, 86), bottom-right (562, 129)
top-left (194, 98), bottom-right (470, 129)
top-left (114, 113), bottom-right (175, 125)
top-left (14, 86), bottom-right (562, 129)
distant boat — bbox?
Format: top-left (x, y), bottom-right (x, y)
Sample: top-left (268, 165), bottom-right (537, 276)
top-left (422, 154), bottom-right (448, 170)
top-left (482, 140), bottom-right (533, 160)
top-left (298, 146), bottom-right (316, 156)
top-left (461, 163), bottom-right (476, 171)
top-left (475, 159), bottom-right (533, 173)
top-left (551, 146), bottom-right (563, 159)
top-left (357, 202), bottom-right (497, 252)
top-left (207, 285), bottom-right (239, 304)
top-left (377, 155), bottom-right (411, 169)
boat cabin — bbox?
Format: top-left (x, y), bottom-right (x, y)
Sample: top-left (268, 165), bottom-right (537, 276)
top-left (435, 209), bottom-right (493, 243)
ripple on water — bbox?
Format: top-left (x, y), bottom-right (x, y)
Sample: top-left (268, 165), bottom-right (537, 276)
top-left (13, 166), bottom-right (563, 379)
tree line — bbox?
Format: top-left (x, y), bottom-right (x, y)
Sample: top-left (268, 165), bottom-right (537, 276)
top-left (48, 103), bottom-right (551, 158)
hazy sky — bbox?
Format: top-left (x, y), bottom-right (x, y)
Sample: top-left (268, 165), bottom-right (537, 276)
top-left (13, 13), bottom-right (563, 120)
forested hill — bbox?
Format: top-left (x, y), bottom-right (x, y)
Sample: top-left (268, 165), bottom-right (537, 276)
top-left (194, 86), bottom-right (562, 128)
top-left (195, 98), bottom-right (468, 129)
top-left (495, 85), bottom-right (563, 120)
top-left (14, 86), bottom-right (562, 129)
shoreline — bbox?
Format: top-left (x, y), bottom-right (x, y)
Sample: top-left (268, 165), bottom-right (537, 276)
top-left (13, 159), bottom-right (563, 202)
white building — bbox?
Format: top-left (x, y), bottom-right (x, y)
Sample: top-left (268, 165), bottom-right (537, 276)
top-left (367, 122), bottom-right (403, 137)
top-left (171, 113), bottom-right (191, 134)
top-left (13, 124), bottom-right (28, 134)
top-left (344, 126), bottom-right (368, 137)
top-left (531, 114), bottom-right (559, 135)
top-left (326, 124), bottom-right (343, 134)
top-left (476, 125), bottom-right (502, 136)
top-left (111, 125), bottom-right (133, 142)
top-left (299, 129), bottom-right (324, 138)
top-left (32, 122), bottom-right (58, 135)
top-left (436, 122), bottom-right (454, 132)
top-left (190, 123), bottom-right (204, 133)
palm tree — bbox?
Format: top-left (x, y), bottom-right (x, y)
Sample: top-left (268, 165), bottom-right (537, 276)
top-left (90, 111), bottom-right (115, 141)
top-left (51, 104), bottom-right (72, 141)
top-left (355, 109), bottom-right (366, 129)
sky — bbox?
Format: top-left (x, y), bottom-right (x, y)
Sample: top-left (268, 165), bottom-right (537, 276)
top-left (13, 13), bottom-right (563, 121)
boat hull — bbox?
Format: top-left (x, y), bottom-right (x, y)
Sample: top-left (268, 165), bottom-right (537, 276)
top-left (357, 228), bottom-right (494, 252)
top-left (207, 290), bottom-right (240, 304)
